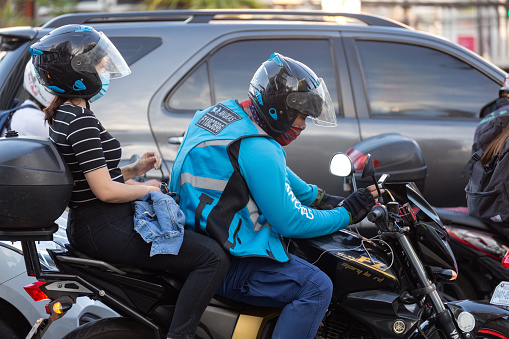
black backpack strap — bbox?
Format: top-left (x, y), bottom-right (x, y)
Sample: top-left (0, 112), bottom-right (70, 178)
top-left (460, 148), bottom-right (483, 179)
top-left (1, 103), bottom-right (40, 134)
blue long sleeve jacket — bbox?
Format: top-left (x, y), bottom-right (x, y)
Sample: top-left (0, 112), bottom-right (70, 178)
top-left (170, 99), bottom-right (350, 262)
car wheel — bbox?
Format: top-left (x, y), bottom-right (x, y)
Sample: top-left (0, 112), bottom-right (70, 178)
top-left (0, 317), bottom-right (22, 339)
top-left (62, 317), bottom-right (157, 339)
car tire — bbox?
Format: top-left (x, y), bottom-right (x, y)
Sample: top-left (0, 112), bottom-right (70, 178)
top-left (62, 317), bottom-right (157, 339)
top-left (0, 317), bottom-right (22, 339)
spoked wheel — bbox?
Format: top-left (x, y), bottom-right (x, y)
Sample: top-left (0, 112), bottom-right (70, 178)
top-left (62, 317), bottom-right (158, 339)
top-left (476, 319), bottom-right (509, 339)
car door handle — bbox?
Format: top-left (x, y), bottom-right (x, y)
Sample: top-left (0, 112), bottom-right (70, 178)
top-left (168, 136), bottom-right (183, 145)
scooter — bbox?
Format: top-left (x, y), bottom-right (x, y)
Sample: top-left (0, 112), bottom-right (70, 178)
top-left (2, 136), bottom-right (509, 339)
top-left (342, 133), bottom-right (509, 302)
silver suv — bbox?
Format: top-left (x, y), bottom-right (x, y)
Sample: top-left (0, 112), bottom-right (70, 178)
top-left (0, 10), bottom-right (504, 207)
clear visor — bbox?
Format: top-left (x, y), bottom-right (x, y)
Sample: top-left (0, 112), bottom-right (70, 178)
top-left (71, 32), bottom-right (131, 79)
top-left (286, 78), bottom-right (336, 127)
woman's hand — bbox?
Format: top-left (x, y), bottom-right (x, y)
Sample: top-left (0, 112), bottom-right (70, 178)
top-left (134, 152), bottom-right (162, 175)
top-left (122, 152), bottom-right (162, 180)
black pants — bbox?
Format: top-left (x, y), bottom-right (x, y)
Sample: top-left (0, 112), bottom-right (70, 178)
top-left (68, 201), bottom-right (229, 339)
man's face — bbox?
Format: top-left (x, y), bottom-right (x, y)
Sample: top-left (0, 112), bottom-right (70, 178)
top-left (293, 113), bottom-right (308, 127)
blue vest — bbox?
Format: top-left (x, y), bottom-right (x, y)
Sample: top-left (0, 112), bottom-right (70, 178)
top-left (170, 99), bottom-right (292, 262)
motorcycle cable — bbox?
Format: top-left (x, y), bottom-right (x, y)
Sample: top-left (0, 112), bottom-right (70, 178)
top-left (286, 228), bottom-right (395, 269)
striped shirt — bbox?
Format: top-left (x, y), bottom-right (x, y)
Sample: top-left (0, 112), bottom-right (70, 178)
top-left (49, 104), bottom-right (123, 207)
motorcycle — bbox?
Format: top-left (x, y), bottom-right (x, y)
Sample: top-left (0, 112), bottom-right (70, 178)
top-left (2, 136), bottom-right (509, 339)
top-left (342, 133), bottom-right (509, 302)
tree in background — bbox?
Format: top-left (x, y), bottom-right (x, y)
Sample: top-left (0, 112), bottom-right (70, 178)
top-left (0, 0), bottom-right (29, 27)
top-left (0, 0), bottom-right (75, 27)
top-left (145, 0), bottom-right (265, 11)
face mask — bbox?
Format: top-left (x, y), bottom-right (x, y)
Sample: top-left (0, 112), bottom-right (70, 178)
top-left (275, 122), bottom-right (306, 146)
top-left (89, 73), bottom-right (110, 103)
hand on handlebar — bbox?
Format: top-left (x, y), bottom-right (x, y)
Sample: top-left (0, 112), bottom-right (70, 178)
top-left (340, 184), bottom-right (382, 224)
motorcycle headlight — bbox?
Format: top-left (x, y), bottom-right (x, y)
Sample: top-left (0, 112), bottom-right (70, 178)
top-left (457, 312), bottom-right (476, 333)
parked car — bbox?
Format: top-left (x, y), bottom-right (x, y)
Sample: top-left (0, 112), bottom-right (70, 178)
top-left (0, 10), bottom-right (504, 207)
top-left (0, 213), bottom-right (118, 339)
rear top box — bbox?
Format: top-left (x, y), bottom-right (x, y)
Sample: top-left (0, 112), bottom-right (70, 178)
top-left (0, 136), bottom-right (72, 231)
top-left (352, 133), bottom-right (428, 192)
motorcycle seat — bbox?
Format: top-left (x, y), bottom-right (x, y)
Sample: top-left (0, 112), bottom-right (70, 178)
top-left (61, 245), bottom-right (256, 312)
top-left (61, 244), bottom-right (184, 291)
top-left (435, 208), bottom-right (498, 233)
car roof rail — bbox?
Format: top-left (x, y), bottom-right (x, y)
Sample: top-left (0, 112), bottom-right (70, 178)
top-left (42, 10), bottom-right (409, 29)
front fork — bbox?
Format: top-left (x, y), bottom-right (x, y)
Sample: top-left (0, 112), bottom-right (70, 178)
top-left (396, 232), bottom-right (470, 338)
top-left (371, 202), bottom-right (468, 339)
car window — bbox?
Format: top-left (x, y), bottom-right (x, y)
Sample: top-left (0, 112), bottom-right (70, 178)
top-left (356, 40), bottom-right (499, 119)
top-left (166, 39), bottom-right (340, 115)
top-left (167, 62), bottom-right (211, 111)
top-left (108, 37), bottom-right (162, 66)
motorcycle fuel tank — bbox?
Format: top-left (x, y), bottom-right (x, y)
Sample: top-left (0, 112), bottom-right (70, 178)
top-left (289, 229), bottom-right (400, 296)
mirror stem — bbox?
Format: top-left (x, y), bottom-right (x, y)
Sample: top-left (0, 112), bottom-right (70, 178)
top-left (372, 175), bottom-right (383, 204)
top-left (351, 174), bottom-right (357, 192)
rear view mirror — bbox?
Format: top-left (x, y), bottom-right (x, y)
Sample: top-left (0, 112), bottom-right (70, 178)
top-left (361, 153), bottom-right (384, 203)
top-left (329, 153), bottom-right (354, 177)
top-left (361, 154), bottom-right (376, 179)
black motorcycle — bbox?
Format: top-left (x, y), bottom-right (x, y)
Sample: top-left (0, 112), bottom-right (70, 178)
top-left (342, 133), bottom-right (509, 302)
top-left (2, 136), bottom-right (509, 339)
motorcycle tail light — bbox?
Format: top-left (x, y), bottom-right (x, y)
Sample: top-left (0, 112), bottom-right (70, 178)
top-left (502, 251), bottom-right (509, 268)
top-left (24, 281), bottom-right (50, 302)
top-left (49, 300), bottom-right (72, 315)
top-left (346, 148), bottom-right (381, 170)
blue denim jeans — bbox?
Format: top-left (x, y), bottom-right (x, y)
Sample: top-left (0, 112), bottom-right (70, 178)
top-left (216, 254), bottom-right (333, 339)
top-left (68, 201), bottom-right (230, 339)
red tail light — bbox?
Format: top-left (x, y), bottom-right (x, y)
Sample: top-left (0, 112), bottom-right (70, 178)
top-left (346, 148), bottom-right (381, 170)
top-left (502, 251), bottom-right (509, 268)
top-left (24, 281), bottom-right (50, 302)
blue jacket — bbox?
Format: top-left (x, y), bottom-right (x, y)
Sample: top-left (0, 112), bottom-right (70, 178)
top-left (170, 99), bottom-right (351, 262)
top-left (133, 191), bottom-right (185, 256)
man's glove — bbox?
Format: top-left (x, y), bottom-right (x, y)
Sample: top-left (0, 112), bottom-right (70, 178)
top-left (319, 193), bottom-right (345, 210)
top-left (339, 188), bottom-right (376, 224)
top-left (311, 188), bottom-right (345, 210)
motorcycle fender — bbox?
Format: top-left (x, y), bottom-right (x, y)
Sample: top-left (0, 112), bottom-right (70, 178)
top-left (446, 300), bottom-right (509, 330)
top-left (341, 290), bottom-right (420, 339)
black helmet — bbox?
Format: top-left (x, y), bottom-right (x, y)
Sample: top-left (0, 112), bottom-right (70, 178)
top-left (30, 24), bottom-right (130, 99)
top-left (248, 53), bottom-right (336, 137)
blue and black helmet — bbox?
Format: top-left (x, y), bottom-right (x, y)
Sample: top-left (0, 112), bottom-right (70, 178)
top-left (248, 53), bottom-right (336, 137)
top-left (30, 24), bottom-right (130, 99)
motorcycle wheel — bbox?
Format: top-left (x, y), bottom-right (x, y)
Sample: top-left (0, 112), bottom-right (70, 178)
top-left (476, 319), bottom-right (509, 339)
top-left (62, 317), bottom-right (157, 339)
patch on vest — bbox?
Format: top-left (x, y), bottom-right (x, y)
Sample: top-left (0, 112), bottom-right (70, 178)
top-left (196, 104), bottom-right (241, 135)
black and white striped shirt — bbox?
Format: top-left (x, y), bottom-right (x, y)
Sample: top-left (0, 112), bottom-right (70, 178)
top-left (49, 104), bottom-right (123, 207)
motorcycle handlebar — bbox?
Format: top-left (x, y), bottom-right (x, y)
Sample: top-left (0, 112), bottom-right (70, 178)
top-left (367, 205), bottom-right (385, 223)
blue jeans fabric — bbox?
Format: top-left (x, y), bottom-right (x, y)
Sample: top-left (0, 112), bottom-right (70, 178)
top-left (133, 191), bottom-right (185, 256)
top-left (68, 201), bottom-right (230, 339)
top-left (216, 254), bottom-right (333, 339)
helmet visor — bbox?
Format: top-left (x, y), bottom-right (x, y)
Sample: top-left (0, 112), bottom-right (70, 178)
top-left (71, 32), bottom-right (130, 79)
top-left (286, 78), bottom-right (336, 127)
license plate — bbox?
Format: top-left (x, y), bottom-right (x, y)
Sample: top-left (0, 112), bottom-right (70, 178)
top-left (490, 281), bottom-right (509, 306)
